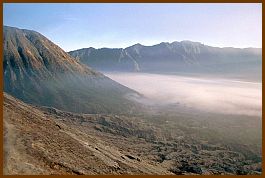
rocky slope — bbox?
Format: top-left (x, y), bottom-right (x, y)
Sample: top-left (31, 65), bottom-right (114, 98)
top-left (69, 41), bottom-right (261, 81)
top-left (3, 26), bottom-right (141, 114)
top-left (3, 93), bottom-right (170, 175)
top-left (4, 93), bottom-right (261, 175)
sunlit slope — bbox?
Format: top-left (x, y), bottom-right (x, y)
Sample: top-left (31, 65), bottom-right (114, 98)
top-left (3, 26), bottom-right (141, 114)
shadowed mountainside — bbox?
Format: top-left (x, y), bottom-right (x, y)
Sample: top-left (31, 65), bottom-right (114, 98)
top-left (3, 26), bottom-right (141, 114)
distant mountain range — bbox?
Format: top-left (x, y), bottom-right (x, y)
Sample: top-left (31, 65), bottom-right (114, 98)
top-left (69, 41), bottom-right (262, 81)
top-left (3, 26), bottom-right (141, 114)
top-left (3, 25), bottom-right (262, 115)
top-left (3, 26), bottom-right (262, 175)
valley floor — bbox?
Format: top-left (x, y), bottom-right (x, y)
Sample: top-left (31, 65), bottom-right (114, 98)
top-left (3, 93), bottom-right (262, 175)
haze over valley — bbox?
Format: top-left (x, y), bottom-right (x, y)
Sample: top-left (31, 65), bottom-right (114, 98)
top-left (3, 3), bottom-right (262, 175)
top-left (105, 72), bottom-right (262, 117)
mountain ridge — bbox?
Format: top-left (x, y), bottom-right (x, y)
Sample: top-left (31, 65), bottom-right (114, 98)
top-left (4, 26), bottom-right (142, 114)
top-left (69, 40), bottom-right (261, 81)
top-left (68, 40), bottom-right (261, 52)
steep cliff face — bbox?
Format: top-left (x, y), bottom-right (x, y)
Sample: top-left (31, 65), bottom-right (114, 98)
top-left (3, 26), bottom-right (141, 114)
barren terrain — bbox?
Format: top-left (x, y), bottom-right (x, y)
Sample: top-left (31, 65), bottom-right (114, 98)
top-left (4, 92), bottom-right (262, 175)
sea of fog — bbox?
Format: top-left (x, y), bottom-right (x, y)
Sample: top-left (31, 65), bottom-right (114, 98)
top-left (105, 72), bottom-right (262, 117)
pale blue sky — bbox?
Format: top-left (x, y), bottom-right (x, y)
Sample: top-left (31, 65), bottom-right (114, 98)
top-left (4, 3), bottom-right (262, 51)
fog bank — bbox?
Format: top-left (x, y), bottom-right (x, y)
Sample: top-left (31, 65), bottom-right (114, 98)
top-left (105, 72), bottom-right (262, 117)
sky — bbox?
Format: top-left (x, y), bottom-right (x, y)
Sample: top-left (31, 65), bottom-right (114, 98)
top-left (3, 3), bottom-right (262, 51)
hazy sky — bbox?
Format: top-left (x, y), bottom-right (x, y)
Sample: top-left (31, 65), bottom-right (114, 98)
top-left (4, 3), bottom-right (262, 51)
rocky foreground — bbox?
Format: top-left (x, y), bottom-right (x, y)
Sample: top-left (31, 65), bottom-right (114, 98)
top-left (3, 93), bottom-right (261, 175)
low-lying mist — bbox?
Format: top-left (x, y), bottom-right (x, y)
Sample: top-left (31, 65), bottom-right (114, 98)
top-left (105, 72), bottom-right (262, 117)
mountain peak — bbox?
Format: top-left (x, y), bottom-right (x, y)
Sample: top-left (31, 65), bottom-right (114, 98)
top-left (126, 43), bottom-right (144, 49)
top-left (4, 26), bottom-right (99, 77)
top-left (134, 43), bottom-right (142, 46)
top-left (4, 26), bottom-right (140, 114)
